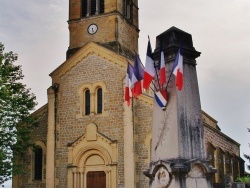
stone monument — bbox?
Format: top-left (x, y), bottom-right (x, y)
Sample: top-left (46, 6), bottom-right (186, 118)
top-left (144, 27), bottom-right (216, 188)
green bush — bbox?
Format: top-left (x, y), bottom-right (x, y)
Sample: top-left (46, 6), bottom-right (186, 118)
top-left (235, 176), bottom-right (250, 183)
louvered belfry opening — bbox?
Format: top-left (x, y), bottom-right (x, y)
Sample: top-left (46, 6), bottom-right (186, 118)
top-left (81, 0), bottom-right (105, 17)
top-left (81, 0), bottom-right (88, 17)
top-left (99, 0), bottom-right (104, 14)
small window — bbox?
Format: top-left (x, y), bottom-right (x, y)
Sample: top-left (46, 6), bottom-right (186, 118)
top-left (34, 147), bottom-right (43, 180)
top-left (97, 88), bottom-right (102, 114)
top-left (85, 89), bottom-right (91, 115)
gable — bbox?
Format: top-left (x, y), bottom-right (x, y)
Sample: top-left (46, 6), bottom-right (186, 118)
top-left (50, 42), bottom-right (129, 81)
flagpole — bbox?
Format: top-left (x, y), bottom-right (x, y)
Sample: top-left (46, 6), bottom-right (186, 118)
top-left (126, 59), bottom-right (132, 66)
top-left (151, 80), bottom-right (157, 92)
top-left (165, 70), bottom-right (174, 90)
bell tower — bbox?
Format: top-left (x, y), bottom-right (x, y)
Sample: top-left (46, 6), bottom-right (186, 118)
top-left (67, 0), bottom-right (139, 59)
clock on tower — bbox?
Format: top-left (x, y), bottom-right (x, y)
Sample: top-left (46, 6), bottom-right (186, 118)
top-left (87, 24), bottom-right (98, 35)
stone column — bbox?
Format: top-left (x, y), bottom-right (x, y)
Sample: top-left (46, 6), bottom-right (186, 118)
top-left (144, 27), bottom-right (215, 188)
top-left (95, 0), bottom-right (99, 14)
top-left (46, 87), bottom-right (55, 187)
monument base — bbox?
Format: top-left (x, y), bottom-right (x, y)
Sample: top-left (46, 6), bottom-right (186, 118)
top-left (144, 158), bottom-right (216, 188)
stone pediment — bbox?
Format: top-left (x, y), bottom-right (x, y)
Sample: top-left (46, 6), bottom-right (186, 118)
top-left (50, 42), bottom-right (128, 80)
top-left (69, 123), bottom-right (115, 148)
top-left (67, 123), bottom-right (117, 166)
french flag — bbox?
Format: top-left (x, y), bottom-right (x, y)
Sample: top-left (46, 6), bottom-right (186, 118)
top-left (155, 90), bottom-right (168, 110)
top-left (131, 55), bottom-right (144, 98)
top-left (143, 39), bottom-right (155, 90)
top-left (158, 43), bottom-right (166, 87)
top-left (125, 62), bottom-right (134, 106)
top-left (172, 47), bottom-right (183, 91)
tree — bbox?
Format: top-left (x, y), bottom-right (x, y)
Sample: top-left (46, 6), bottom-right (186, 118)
top-left (0, 43), bottom-right (37, 184)
top-left (244, 127), bottom-right (250, 171)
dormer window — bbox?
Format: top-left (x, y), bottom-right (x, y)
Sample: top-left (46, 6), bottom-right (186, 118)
top-left (82, 0), bottom-right (105, 17)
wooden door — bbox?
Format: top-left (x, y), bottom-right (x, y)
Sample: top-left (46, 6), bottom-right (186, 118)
top-left (87, 171), bottom-right (106, 188)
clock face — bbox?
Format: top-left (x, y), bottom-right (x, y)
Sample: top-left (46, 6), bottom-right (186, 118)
top-left (88, 24), bottom-right (98, 35)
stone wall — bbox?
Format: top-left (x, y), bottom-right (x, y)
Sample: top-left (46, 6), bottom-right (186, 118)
top-left (13, 105), bottom-right (48, 188)
top-left (54, 54), bottom-right (126, 187)
top-left (203, 112), bottom-right (242, 184)
top-left (134, 97), bottom-right (153, 188)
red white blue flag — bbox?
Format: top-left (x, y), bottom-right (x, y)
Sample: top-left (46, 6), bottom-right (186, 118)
top-left (131, 55), bottom-right (144, 98)
top-left (172, 47), bottom-right (183, 91)
top-left (143, 39), bottom-right (155, 90)
top-left (155, 90), bottom-right (168, 110)
top-left (125, 62), bottom-right (134, 106)
top-left (158, 43), bottom-right (166, 87)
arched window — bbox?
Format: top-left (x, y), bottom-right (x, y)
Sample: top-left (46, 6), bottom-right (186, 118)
top-left (85, 89), bottom-right (91, 115)
top-left (97, 88), bottom-right (102, 114)
top-left (78, 82), bottom-right (107, 117)
top-left (82, 0), bottom-right (105, 17)
top-left (34, 147), bottom-right (43, 180)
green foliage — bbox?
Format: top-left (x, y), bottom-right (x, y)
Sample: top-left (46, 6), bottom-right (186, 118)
top-left (244, 127), bottom-right (250, 171)
top-left (235, 176), bottom-right (250, 183)
top-left (0, 42), bottom-right (37, 184)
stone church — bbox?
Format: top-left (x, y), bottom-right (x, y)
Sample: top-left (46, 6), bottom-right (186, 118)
top-left (12, 0), bottom-right (244, 187)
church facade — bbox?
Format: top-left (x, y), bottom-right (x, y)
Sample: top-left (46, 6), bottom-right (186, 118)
top-left (12, 0), bottom-right (244, 187)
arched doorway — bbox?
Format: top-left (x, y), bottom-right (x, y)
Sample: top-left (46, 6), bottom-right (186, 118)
top-left (67, 123), bottom-right (117, 188)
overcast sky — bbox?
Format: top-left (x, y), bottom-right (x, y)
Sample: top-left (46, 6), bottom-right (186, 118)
top-left (1, 0), bottom-right (250, 179)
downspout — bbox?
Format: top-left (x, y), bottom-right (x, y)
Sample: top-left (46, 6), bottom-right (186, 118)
top-left (52, 83), bottom-right (59, 187)
top-left (52, 83), bottom-right (59, 143)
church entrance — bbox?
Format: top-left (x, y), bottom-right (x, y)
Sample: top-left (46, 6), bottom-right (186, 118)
top-left (87, 171), bottom-right (106, 188)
